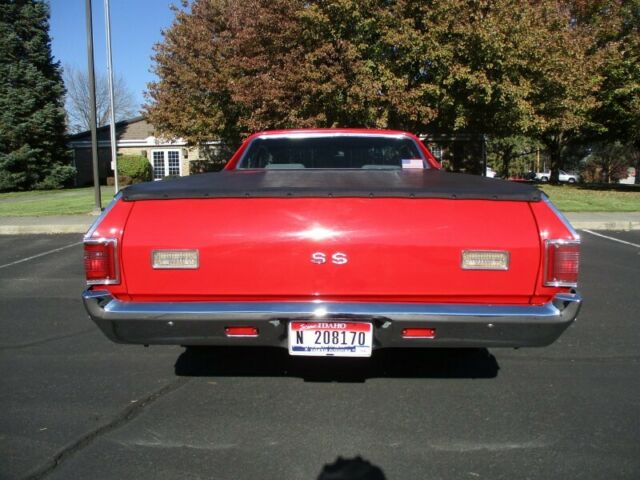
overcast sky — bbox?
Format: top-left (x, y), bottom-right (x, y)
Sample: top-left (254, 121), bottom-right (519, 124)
top-left (49, 0), bottom-right (176, 111)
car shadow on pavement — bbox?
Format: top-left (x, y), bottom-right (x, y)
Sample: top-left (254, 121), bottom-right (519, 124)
top-left (174, 346), bottom-right (499, 381)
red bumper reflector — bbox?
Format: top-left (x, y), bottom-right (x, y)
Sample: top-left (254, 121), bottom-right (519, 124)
top-left (225, 326), bottom-right (259, 337)
top-left (402, 328), bottom-right (436, 338)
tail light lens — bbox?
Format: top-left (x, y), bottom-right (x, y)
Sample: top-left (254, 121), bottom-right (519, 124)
top-left (84, 239), bottom-right (119, 285)
top-left (544, 240), bottom-right (580, 287)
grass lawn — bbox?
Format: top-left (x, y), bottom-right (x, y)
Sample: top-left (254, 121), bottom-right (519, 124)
top-left (0, 183), bottom-right (638, 216)
top-left (539, 184), bottom-right (640, 212)
top-left (0, 186), bottom-right (116, 217)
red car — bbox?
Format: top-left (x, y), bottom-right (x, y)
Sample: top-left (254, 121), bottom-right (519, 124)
top-left (83, 129), bottom-right (581, 357)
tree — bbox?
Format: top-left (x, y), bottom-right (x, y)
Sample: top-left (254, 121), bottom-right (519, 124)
top-left (145, 0), bottom-right (614, 167)
top-left (147, 0), bottom-right (555, 144)
top-left (64, 64), bottom-right (138, 134)
top-left (582, 141), bottom-right (633, 183)
top-left (488, 136), bottom-right (542, 178)
top-left (584, 0), bottom-right (640, 183)
top-left (0, 0), bottom-right (73, 191)
top-left (521, 1), bottom-right (607, 183)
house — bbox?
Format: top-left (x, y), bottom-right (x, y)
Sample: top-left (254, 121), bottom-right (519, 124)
top-left (67, 117), bottom-right (222, 186)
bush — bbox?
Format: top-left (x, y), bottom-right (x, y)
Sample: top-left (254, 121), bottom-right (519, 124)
top-left (117, 155), bottom-right (152, 183)
top-left (0, 169), bottom-right (20, 192)
top-left (106, 175), bottom-right (133, 187)
top-left (33, 164), bottom-right (76, 190)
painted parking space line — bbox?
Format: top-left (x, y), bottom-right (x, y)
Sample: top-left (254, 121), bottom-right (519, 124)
top-left (0, 241), bottom-right (82, 270)
top-left (581, 229), bottom-right (640, 248)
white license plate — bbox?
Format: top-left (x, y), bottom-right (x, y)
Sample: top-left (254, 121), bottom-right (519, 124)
top-left (288, 321), bottom-right (373, 357)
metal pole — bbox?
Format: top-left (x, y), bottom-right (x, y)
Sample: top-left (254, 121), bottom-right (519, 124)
top-left (85, 0), bottom-right (101, 211)
top-left (104, 0), bottom-right (119, 193)
top-left (482, 134), bottom-right (487, 176)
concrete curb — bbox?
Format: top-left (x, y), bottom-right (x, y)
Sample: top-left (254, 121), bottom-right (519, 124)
top-left (570, 221), bottom-right (640, 231)
top-left (0, 225), bottom-right (89, 235)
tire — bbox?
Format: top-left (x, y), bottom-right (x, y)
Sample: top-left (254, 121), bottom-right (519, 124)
top-left (540, 176), bottom-right (549, 182)
top-left (568, 178), bottom-right (576, 184)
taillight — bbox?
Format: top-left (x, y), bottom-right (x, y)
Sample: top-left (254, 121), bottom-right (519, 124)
top-left (544, 240), bottom-right (580, 287)
top-left (84, 239), bottom-right (119, 285)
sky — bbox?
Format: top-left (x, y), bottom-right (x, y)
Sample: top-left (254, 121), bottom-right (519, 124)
top-left (48, 0), bottom-right (177, 112)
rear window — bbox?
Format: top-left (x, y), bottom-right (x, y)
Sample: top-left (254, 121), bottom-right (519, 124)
top-left (237, 135), bottom-right (427, 169)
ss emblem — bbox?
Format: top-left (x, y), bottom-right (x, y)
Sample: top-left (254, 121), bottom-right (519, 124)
top-left (311, 252), bottom-right (348, 265)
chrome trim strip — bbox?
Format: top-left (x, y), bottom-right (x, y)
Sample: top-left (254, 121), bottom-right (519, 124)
top-left (83, 290), bottom-right (582, 324)
top-left (84, 191), bottom-right (122, 241)
top-left (542, 195), bottom-right (580, 240)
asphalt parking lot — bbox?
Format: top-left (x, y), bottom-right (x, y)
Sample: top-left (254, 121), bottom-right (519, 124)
top-left (1, 231), bottom-right (639, 480)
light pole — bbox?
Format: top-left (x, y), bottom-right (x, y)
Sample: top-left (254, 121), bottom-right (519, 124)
top-left (85, 0), bottom-right (101, 211)
top-left (104, 0), bottom-right (119, 193)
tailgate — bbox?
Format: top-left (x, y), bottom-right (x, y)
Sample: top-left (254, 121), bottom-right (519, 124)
top-left (121, 198), bottom-right (540, 303)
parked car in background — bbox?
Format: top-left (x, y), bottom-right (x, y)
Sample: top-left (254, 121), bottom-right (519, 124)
top-left (536, 170), bottom-right (579, 183)
top-left (618, 167), bottom-right (636, 185)
top-left (83, 129), bottom-right (582, 358)
top-left (485, 166), bottom-right (497, 178)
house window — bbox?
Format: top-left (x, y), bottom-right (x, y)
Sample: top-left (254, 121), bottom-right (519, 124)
top-left (151, 150), bottom-right (181, 180)
top-left (168, 150), bottom-right (180, 175)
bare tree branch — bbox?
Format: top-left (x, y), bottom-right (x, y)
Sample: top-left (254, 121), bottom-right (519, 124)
top-left (63, 64), bottom-right (138, 133)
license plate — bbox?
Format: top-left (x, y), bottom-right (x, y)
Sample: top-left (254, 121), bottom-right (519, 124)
top-left (288, 321), bottom-right (373, 357)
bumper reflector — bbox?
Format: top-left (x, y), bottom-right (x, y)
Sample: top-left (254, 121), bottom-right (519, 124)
top-left (152, 249), bottom-right (199, 269)
top-left (402, 328), bottom-right (436, 338)
top-left (225, 326), bottom-right (259, 337)
top-left (462, 250), bottom-right (510, 270)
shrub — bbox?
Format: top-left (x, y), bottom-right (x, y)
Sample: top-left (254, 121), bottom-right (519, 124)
top-left (0, 169), bottom-right (20, 192)
top-left (117, 155), bottom-right (152, 183)
top-left (106, 175), bottom-right (133, 187)
top-left (33, 164), bottom-right (76, 190)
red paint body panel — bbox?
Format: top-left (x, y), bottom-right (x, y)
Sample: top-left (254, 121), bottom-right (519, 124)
top-left (528, 201), bottom-right (580, 302)
top-left (119, 198), bottom-right (541, 303)
top-left (85, 129), bottom-right (578, 307)
top-left (85, 198), bottom-right (133, 299)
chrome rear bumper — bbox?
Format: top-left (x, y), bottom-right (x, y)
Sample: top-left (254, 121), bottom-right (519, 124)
top-left (83, 290), bottom-right (582, 348)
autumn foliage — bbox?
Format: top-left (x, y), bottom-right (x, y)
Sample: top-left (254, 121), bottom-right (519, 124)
top-left (145, 0), bottom-right (638, 179)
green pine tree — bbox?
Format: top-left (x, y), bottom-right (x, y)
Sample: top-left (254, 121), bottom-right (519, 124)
top-left (0, 0), bottom-right (74, 191)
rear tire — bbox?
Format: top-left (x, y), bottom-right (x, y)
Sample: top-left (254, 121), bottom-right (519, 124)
top-left (568, 178), bottom-right (576, 184)
top-left (540, 176), bottom-right (549, 182)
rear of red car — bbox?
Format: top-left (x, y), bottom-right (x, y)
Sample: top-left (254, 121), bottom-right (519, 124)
top-left (82, 130), bottom-right (581, 356)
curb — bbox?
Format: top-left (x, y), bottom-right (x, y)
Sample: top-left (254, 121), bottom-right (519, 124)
top-left (570, 221), bottom-right (640, 231)
top-left (0, 225), bottom-right (89, 235)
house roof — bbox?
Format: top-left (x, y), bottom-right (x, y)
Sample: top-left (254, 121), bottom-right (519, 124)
top-left (66, 116), bottom-right (147, 141)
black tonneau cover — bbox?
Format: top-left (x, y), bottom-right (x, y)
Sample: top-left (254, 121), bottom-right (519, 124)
top-left (122, 170), bottom-right (541, 202)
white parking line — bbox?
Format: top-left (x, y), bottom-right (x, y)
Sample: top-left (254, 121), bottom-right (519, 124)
top-left (0, 241), bottom-right (82, 270)
top-left (581, 229), bottom-right (640, 248)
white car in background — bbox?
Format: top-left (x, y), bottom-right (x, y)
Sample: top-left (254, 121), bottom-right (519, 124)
top-left (486, 166), bottom-right (497, 178)
top-left (536, 170), bottom-right (578, 183)
top-left (619, 167), bottom-right (636, 185)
